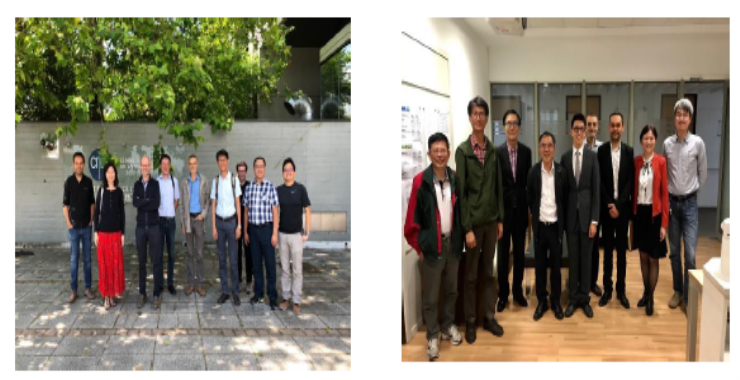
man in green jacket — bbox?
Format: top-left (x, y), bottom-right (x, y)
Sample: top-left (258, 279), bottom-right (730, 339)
top-left (455, 96), bottom-right (505, 344)
top-left (404, 132), bottom-right (463, 361)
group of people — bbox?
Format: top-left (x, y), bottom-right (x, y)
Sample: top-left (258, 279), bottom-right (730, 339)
top-left (63, 149), bottom-right (311, 312)
top-left (404, 96), bottom-right (707, 361)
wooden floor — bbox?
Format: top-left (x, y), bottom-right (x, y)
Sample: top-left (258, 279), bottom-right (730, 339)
top-left (402, 237), bottom-right (720, 362)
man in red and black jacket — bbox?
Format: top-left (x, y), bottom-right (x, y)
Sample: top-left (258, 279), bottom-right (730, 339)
top-left (404, 132), bottom-right (463, 361)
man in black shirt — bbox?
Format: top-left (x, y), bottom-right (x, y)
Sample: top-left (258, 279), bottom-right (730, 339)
top-left (276, 158), bottom-right (311, 313)
top-left (62, 152), bottom-right (96, 304)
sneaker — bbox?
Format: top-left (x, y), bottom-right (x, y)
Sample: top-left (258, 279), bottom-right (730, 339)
top-left (68, 291), bottom-right (78, 304)
top-left (279, 300), bottom-right (290, 310)
top-left (292, 304), bottom-right (301, 313)
top-left (269, 300), bottom-right (278, 310)
top-left (250, 296), bottom-right (263, 305)
top-left (84, 288), bottom-right (95, 300)
top-left (440, 325), bottom-right (462, 346)
top-left (217, 293), bottom-right (230, 304)
top-left (668, 291), bottom-right (683, 309)
top-left (427, 338), bottom-right (439, 361)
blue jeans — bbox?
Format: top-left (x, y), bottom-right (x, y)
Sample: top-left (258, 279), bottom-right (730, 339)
top-left (216, 218), bottom-right (239, 295)
top-left (159, 217), bottom-right (176, 287)
top-left (69, 225), bottom-right (92, 292)
top-left (669, 195), bottom-right (698, 303)
top-left (250, 223), bottom-right (277, 302)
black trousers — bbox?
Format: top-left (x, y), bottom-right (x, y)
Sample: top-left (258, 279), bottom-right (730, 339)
top-left (237, 233), bottom-right (253, 284)
top-left (590, 224), bottom-right (600, 288)
top-left (497, 206), bottom-right (527, 300)
top-left (534, 222), bottom-right (562, 304)
top-left (601, 213), bottom-right (629, 294)
top-left (567, 215), bottom-right (594, 306)
top-left (136, 225), bottom-right (163, 297)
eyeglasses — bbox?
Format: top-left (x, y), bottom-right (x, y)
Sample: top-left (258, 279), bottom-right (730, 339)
top-left (586, 122), bottom-right (598, 127)
top-left (505, 122), bottom-right (520, 128)
top-left (539, 143), bottom-right (554, 149)
top-left (572, 127), bottom-right (585, 133)
top-left (471, 112), bottom-right (487, 119)
top-left (283, 168), bottom-right (294, 173)
top-left (430, 148), bottom-right (448, 155)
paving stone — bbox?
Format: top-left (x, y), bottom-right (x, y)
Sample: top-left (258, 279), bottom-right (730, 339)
top-left (154, 334), bottom-right (203, 354)
top-left (318, 315), bottom-right (351, 329)
top-left (98, 354), bottom-right (153, 370)
top-left (202, 336), bottom-right (253, 355)
top-left (73, 312), bottom-right (119, 329)
top-left (15, 336), bottom-right (64, 356)
top-left (104, 335), bottom-right (156, 355)
top-left (54, 335), bottom-right (109, 357)
top-left (309, 354), bottom-right (351, 370)
top-left (238, 314), bottom-right (284, 329)
top-left (293, 336), bottom-right (351, 355)
top-left (277, 313), bottom-right (327, 329)
top-left (46, 356), bottom-right (100, 370)
top-left (114, 311), bottom-right (159, 329)
top-left (28, 306), bottom-right (79, 330)
top-left (249, 337), bottom-right (304, 356)
top-left (257, 354), bottom-right (314, 371)
top-left (205, 354), bottom-right (259, 370)
top-left (15, 355), bottom-right (49, 371)
top-left (200, 313), bottom-right (242, 329)
top-left (153, 354), bottom-right (206, 371)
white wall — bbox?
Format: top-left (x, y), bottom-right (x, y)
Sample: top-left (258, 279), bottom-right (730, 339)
top-left (488, 28), bottom-right (729, 82)
top-left (403, 18), bottom-right (491, 165)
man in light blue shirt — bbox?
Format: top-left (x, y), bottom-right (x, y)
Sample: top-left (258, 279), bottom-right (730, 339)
top-left (158, 154), bottom-right (180, 296)
top-left (210, 149), bottom-right (243, 306)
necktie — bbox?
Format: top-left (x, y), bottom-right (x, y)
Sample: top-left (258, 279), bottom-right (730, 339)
top-left (510, 148), bottom-right (517, 182)
top-left (575, 151), bottom-right (582, 187)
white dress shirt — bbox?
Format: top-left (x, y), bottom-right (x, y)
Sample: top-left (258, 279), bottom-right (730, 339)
top-left (540, 164), bottom-right (557, 223)
top-left (611, 142), bottom-right (621, 200)
top-left (638, 154), bottom-right (654, 205)
top-left (432, 171), bottom-right (452, 235)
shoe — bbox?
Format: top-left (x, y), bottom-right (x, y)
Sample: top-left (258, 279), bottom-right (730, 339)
top-left (513, 294), bottom-right (529, 307)
top-left (84, 288), bottom-right (95, 300)
top-left (668, 292), bottom-right (683, 309)
top-left (583, 303), bottom-right (594, 318)
top-left (152, 296), bottom-right (161, 310)
top-left (68, 291), bottom-right (77, 304)
top-left (217, 293), bottom-right (230, 304)
top-left (646, 296), bottom-right (654, 316)
top-left (250, 296), bottom-right (263, 305)
top-left (599, 291), bottom-right (612, 307)
top-left (552, 303), bottom-right (564, 320)
top-left (427, 338), bottom-right (439, 361)
top-left (482, 318), bottom-right (504, 337)
top-left (197, 286), bottom-right (206, 297)
top-left (137, 295), bottom-right (148, 308)
top-left (564, 302), bottom-right (576, 318)
top-left (168, 285), bottom-right (177, 296)
top-left (637, 293), bottom-right (647, 308)
top-left (279, 300), bottom-right (290, 310)
top-left (245, 282), bottom-right (253, 296)
top-left (591, 284), bottom-right (603, 297)
top-left (269, 300), bottom-right (278, 310)
top-left (185, 286), bottom-right (195, 296)
top-left (293, 304), bottom-right (301, 313)
top-left (496, 299), bottom-right (507, 312)
top-left (617, 293), bottom-right (630, 309)
top-left (533, 300), bottom-right (549, 321)
top-left (233, 294), bottom-right (241, 306)
top-left (465, 322), bottom-right (476, 344)
top-left (441, 325), bottom-right (462, 346)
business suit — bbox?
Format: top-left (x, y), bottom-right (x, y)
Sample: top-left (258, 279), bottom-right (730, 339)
top-left (561, 146), bottom-right (600, 307)
top-left (527, 161), bottom-right (568, 306)
top-left (598, 142), bottom-right (634, 300)
top-left (495, 142), bottom-right (532, 305)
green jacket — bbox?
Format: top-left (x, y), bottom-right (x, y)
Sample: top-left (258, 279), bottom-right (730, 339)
top-left (455, 135), bottom-right (504, 232)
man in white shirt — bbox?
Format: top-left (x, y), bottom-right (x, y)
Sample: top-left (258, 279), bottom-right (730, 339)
top-left (158, 154), bottom-right (180, 296)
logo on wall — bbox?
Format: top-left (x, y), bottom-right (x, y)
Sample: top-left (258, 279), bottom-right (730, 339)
top-left (88, 149), bottom-right (103, 182)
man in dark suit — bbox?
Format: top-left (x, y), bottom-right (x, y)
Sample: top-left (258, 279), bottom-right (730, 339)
top-left (495, 109), bottom-right (532, 312)
top-left (597, 112), bottom-right (634, 309)
top-left (527, 131), bottom-right (568, 321)
top-left (561, 113), bottom-right (600, 318)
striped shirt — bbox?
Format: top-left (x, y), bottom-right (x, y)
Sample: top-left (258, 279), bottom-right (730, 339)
top-left (470, 135), bottom-right (487, 166)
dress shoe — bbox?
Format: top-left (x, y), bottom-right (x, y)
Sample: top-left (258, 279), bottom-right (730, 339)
top-left (84, 288), bottom-right (95, 300)
top-left (250, 296), bottom-right (263, 305)
top-left (168, 285), bottom-right (177, 296)
top-left (269, 300), bottom-right (279, 310)
top-left (137, 294), bottom-right (148, 308)
top-left (68, 291), bottom-right (78, 304)
top-left (185, 285), bottom-right (195, 296)
top-left (533, 300), bottom-right (549, 321)
top-left (513, 294), bottom-right (529, 307)
top-left (233, 294), bottom-right (241, 306)
top-left (153, 296), bottom-right (161, 310)
top-left (617, 293), bottom-right (631, 309)
top-left (552, 303), bottom-right (564, 320)
top-left (637, 293), bottom-right (647, 308)
top-left (583, 303), bottom-right (594, 318)
top-left (465, 322), bottom-right (476, 344)
top-left (564, 302), bottom-right (576, 318)
top-left (483, 318), bottom-right (504, 337)
top-left (496, 299), bottom-right (507, 312)
top-left (590, 284), bottom-right (603, 297)
top-left (646, 296), bottom-right (654, 316)
top-left (599, 291), bottom-right (612, 307)
top-left (217, 293), bottom-right (230, 304)
top-left (197, 286), bottom-right (206, 297)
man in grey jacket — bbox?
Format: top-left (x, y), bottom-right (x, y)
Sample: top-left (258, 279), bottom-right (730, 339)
top-left (179, 154), bottom-right (210, 297)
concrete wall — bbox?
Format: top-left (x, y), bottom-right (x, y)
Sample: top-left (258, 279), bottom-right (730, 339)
top-left (15, 121), bottom-right (351, 244)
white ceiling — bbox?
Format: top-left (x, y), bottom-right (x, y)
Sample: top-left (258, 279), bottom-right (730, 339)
top-left (464, 18), bottom-right (729, 41)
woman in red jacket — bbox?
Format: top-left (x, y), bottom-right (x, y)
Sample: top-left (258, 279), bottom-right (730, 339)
top-left (632, 125), bottom-right (669, 316)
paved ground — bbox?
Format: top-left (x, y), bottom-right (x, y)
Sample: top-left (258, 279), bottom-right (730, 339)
top-left (15, 244), bottom-right (351, 370)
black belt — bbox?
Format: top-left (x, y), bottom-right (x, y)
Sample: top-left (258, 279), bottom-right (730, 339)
top-left (216, 214), bottom-right (236, 222)
top-left (251, 222), bottom-right (273, 228)
top-left (670, 191), bottom-right (697, 202)
top-left (190, 213), bottom-right (200, 218)
top-left (159, 216), bottom-right (175, 221)
top-left (539, 220), bottom-right (557, 226)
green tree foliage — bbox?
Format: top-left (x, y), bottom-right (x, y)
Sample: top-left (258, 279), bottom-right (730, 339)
top-left (320, 43), bottom-right (351, 120)
top-left (16, 18), bottom-right (294, 163)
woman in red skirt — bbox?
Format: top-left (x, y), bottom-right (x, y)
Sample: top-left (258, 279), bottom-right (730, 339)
top-left (94, 162), bottom-right (126, 310)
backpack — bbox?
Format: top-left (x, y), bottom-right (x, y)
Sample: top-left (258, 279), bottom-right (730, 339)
top-left (215, 172), bottom-right (236, 202)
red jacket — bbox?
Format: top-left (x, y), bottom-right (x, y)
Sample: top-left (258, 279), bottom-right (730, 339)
top-left (633, 153), bottom-right (669, 228)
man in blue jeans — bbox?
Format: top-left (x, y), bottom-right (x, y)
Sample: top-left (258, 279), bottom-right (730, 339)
top-left (158, 154), bottom-right (180, 296)
top-left (62, 152), bottom-right (96, 303)
top-left (243, 156), bottom-right (280, 310)
top-left (664, 98), bottom-right (707, 311)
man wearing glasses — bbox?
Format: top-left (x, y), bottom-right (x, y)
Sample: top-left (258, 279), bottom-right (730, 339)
top-left (454, 96), bottom-right (505, 344)
top-left (495, 109), bottom-right (532, 313)
top-left (561, 113), bottom-right (600, 319)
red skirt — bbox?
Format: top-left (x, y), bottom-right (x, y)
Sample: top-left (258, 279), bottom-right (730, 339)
top-left (97, 231), bottom-right (126, 297)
